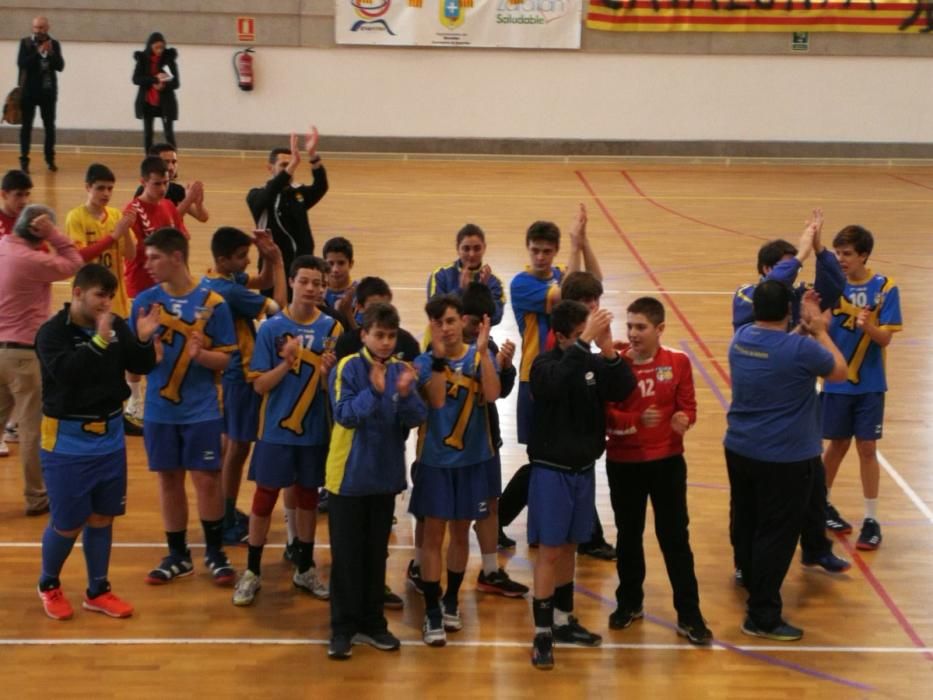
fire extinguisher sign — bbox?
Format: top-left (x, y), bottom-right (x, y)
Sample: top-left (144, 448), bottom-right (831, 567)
top-left (237, 17), bottom-right (255, 42)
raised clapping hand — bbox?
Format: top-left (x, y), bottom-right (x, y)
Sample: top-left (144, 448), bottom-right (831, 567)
top-left (135, 304), bottom-right (162, 343)
top-left (95, 310), bottom-right (113, 343)
top-left (497, 339), bottom-right (515, 370)
top-left (286, 133), bottom-right (301, 176)
top-left (306, 125), bottom-right (319, 159)
top-left (570, 203), bottom-right (588, 248)
top-left (279, 335), bottom-right (300, 367)
top-left (253, 229), bottom-right (281, 263)
top-left (370, 358), bottom-right (387, 394)
top-left (397, 364), bottom-right (416, 397)
top-left (475, 314), bottom-right (492, 356)
top-left (809, 208), bottom-right (825, 253)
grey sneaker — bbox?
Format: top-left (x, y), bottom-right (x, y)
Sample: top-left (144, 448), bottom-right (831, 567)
top-left (232, 570), bottom-right (261, 606)
top-left (293, 566), bottom-right (329, 600)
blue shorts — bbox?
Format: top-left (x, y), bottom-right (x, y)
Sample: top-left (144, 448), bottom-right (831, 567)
top-left (41, 449), bottom-right (126, 531)
top-left (517, 382), bottom-right (534, 446)
top-left (527, 464), bottom-right (595, 547)
top-left (223, 379), bottom-right (260, 443)
top-left (483, 455), bottom-right (502, 500)
top-left (143, 419), bottom-right (223, 471)
top-left (822, 392), bottom-right (885, 441)
top-left (249, 441), bottom-right (327, 489)
top-left (409, 461), bottom-right (490, 521)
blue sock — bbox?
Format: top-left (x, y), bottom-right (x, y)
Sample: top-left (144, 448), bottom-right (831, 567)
top-left (39, 526), bottom-right (78, 590)
top-left (83, 525), bottom-right (113, 598)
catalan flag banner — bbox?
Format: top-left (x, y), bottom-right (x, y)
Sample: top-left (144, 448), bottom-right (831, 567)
top-left (585, 1), bottom-right (933, 33)
top-left (335, 0), bottom-right (582, 48)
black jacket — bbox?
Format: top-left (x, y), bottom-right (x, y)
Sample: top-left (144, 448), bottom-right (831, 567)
top-left (36, 305), bottom-right (156, 419)
top-left (133, 46), bottom-right (179, 120)
top-left (529, 341), bottom-right (636, 471)
top-left (246, 165), bottom-right (329, 283)
top-left (18, 36), bottom-right (64, 99)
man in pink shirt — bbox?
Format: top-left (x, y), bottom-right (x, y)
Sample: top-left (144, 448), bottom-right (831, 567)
top-left (0, 204), bottom-right (82, 515)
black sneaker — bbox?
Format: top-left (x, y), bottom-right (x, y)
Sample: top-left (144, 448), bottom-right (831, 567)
top-left (144, 551), bottom-right (194, 585)
top-left (498, 528), bottom-right (516, 550)
top-left (677, 618), bottom-right (713, 646)
top-left (477, 568), bottom-right (528, 598)
top-left (406, 559), bottom-right (425, 595)
top-left (352, 630), bottom-right (401, 651)
top-left (222, 521), bottom-right (248, 546)
top-left (122, 414), bottom-right (144, 437)
top-left (47, 161), bottom-right (58, 173)
top-left (741, 617), bottom-right (803, 641)
top-left (825, 502), bottom-right (853, 534)
top-left (577, 541), bottom-right (617, 562)
top-left (532, 632), bottom-right (554, 670)
top-left (234, 509), bottom-right (250, 529)
top-left (328, 634), bottom-right (352, 660)
top-left (283, 539), bottom-right (297, 563)
top-left (553, 615), bottom-right (602, 647)
top-left (856, 518), bottom-right (882, 551)
top-left (384, 585), bottom-right (404, 610)
top-left (801, 551), bottom-right (851, 573)
top-left (608, 607), bottom-right (644, 630)
top-left (204, 549), bottom-right (236, 586)
top-left (317, 489), bottom-right (329, 514)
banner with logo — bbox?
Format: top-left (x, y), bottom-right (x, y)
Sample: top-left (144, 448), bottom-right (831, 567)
top-left (586, 1), bottom-right (933, 34)
top-left (336, 0), bottom-right (583, 48)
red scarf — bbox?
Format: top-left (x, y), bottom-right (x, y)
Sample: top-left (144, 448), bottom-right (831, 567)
top-left (145, 53), bottom-right (161, 107)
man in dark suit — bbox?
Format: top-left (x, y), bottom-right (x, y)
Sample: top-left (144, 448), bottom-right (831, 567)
top-left (18, 16), bottom-right (64, 174)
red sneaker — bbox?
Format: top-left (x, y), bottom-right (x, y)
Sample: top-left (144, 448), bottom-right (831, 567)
top-left (83, 590), bottom-right (134, 618)
top-left (38, 585), bottom-right (74, 620)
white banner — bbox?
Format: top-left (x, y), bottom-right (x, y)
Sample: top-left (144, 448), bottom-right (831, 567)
top-left (335, 0), bottom-right (582, 49)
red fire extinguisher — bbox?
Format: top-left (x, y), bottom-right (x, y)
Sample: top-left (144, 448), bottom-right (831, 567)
top-left (233, 48), bottom-right (255, 91)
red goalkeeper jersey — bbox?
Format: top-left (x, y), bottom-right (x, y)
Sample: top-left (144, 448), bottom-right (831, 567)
top-left (606, 345), bottom-right (697, 463)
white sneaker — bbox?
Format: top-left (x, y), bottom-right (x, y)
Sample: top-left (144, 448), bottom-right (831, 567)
top-left (422, 613), bottom-right (447, 647)
top-left (442, 604), bottom-right (463, 632)
top-left (232, 570), bottom-right (261, 606)
top-left (0, 439), bottom-right (9, 457)
top-left (4, 423), bottom-right (18, 443)
top-left (293, 567), bottom-right (329, 600)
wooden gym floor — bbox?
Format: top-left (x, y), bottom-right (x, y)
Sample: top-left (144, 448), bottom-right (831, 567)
top-left (1, 150), bottom-right (931, 698)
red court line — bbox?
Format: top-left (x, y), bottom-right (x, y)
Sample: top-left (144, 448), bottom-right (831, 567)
top-left (621, 169), bottom-right (933, 272)
top-left (888, 173), bottom-right (933, 192)
top-left (834, 534), bottom-right (933, 662)
top-left (620, 171), bottom-right (767, 242)
top-left (575, 170), bottom-right (732, 387)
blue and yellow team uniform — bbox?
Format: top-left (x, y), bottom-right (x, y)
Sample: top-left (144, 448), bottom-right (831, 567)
top-left (248, 309), bottom-right (342, 488)
top-left (409, 344), bottom-right (497, 521)
top-left (130, 283), bottom-right (236, 471)
top-left (427, 261), bottom-right (506, 326)
top-left (324, 280), bottom-right (356, 309)
top-left (202, 271), bottom-right (275, 442)
top-left (509, 265), bottom-right (564, 444)
top-left (325, 348), bottom-right (427, 496)
top-left (37, 308), bottom-right (157, 531)
top-left (822, 271), bottom-right (902, 440)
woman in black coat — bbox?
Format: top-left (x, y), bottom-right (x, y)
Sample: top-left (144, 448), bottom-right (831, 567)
top-left (133, 32), bottom-right (179, 153)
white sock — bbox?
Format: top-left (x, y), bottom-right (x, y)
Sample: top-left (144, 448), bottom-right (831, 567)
top-left (554, 609), bottom-right (571, 627)
top-left (534, 626), bottom-right (552, 636)
top-left (413, 547), bottom-right (422, 567)
top-left (482, 552), bottom-right (497, 576)
top-left (864, 498), bottom-right (878, 521)
top-left (284, 507), bottom-right (297, 543)
top-left (128, 380), bottom-right (142, 403)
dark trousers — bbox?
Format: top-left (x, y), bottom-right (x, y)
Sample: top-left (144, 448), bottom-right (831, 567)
top-left (20, 93), bottom-right (56, 164)
top-left (726, 448), bottom-right (815, 630)
top-left (142, 103), bottom-right (175, 154)
top-left (499, 462), bottom-right (604, 543)
top-left (328, 492), bottom-right (395, 637)
top-left (729, 457), bottom-right (831, 567)
top-left (607, 455), bottom-right (701, 621)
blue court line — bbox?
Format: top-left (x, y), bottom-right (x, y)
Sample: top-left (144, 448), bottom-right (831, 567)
top-left (570, 582), bottom-right (874, 693)
top-left (679, 340), bottom-right (730, 411)
top-left (510, 555), bottom-right (872, 690)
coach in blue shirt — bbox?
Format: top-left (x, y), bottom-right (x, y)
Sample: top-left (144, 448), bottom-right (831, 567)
top-left (725, 280), bottom-right (846, 643)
